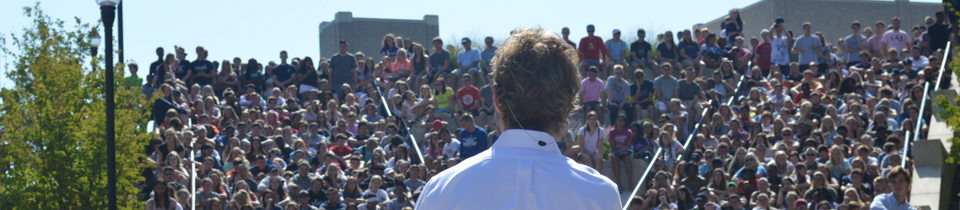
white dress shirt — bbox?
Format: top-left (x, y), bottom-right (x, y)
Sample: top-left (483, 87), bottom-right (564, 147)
top-left (415, 129), bottom-right (621, 210)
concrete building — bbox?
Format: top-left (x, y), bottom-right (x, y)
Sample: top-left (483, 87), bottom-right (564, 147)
top-left (698, 0), bottom-right (942, 50)
top-left (318, 12), bottom-right (439, 62)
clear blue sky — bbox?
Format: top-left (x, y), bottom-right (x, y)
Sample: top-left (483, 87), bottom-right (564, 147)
top-left (0, 0), bottom-right (940, 88)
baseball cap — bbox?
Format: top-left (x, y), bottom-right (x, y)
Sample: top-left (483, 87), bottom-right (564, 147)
top-left (587, 24), bottom-right (595, 31)
top-left (461, 37), bottom-right (471, 43)
top-left (385, 168), bottom-right (395, 175)
top-left (299, 190), bottom-right (310, 197)
top-left (612, 29), bottom-right (621, 35)
top-left (775, 17), bottom-right (785, 24)
top-left (433, 119), bottom-right (443, 131)
top-left (696, 193), bottom-right (707, 201)
top-left (727, 182), bottom-right (738, 189)
top-left (760, 29), bottom-right (770, 35)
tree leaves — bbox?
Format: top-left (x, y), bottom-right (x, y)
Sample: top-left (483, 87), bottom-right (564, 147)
top-left (0, 3), bottom-right (154, 210)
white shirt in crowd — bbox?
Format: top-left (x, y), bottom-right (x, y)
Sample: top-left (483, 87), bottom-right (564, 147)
top-left (416, 129), bottom-right (621, 210)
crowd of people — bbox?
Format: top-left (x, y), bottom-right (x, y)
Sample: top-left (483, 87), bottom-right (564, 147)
top-left (127, 7), bottom-right (951, 210)
top-left (614, 10), bottom-right (949, 210)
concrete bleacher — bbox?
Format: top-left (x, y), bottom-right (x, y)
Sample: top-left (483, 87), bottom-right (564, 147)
top-left (910, 51), bottom-right (958, 210)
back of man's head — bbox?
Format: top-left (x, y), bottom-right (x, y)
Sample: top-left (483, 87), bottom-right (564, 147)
top-left (490, 27), bottom-right (580, 135)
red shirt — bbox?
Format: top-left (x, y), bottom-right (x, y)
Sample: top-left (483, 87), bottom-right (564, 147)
top-left (577, 36), bottom-right (609, 60)
top-left (457, 86), bottom-right (481, 111)
top-left (755, 42), bottom-right (772, 70)
top-left (329, 145), bottom-right (353, 157)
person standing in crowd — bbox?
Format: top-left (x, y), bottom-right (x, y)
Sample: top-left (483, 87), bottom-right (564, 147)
top-left (416, 27), bottom-right (621, 210)
top-left (578, 24), bottom-right (613, 76)
top-left (272, 50), bottom-right (297, 97)
top-left (844, 21), bottom-right (869, 68)
top-left (792, 22), bottom-right (822, 73)
top-left (755, 29), bottom-right (773, 77)
top-left (148, 47), bottom-right (165, 90)
top-left (928, 11), bottom-right (951, 53)
top-left (329, 40), bottom-right (358, 97)
top-left (191, 46), bottom-right (216, 88)
top-left (883, 17), bottom-right (912, 58)
top-left (562, 27), bottom-right (576, 48)
top-left (726, 9), bottom-right (745, 45)
top-left (771, 17), bottom-right (794, 71)
top-left (174, 46), bottom-right (193, 84)
top-left (631, 28), bottom-right (660, 75)
top-left (606, 29), bottom-right (630, 77)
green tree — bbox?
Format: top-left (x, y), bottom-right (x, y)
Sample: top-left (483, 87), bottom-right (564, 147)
top-left (0, 3), bottom-right (154, 209)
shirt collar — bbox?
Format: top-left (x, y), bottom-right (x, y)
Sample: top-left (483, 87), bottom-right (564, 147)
top-left (491, 129), bottom-right (560, 153)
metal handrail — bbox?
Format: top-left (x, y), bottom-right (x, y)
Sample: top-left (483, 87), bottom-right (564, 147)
top-left (904, 130), bottom-right (911, 170)
top-left (372, 82), bottom-right (426, 165)
top-left (677, 106), bottom-right (712, 162)
top-left (190, 136), bottom-right (197, 210)
top-left (908, 82), bottom-right (930, 167)
top-left (935, 41), bottom-right (952, 91)
top-left (622, 64), bottom-right (750, 209)
top-left (728, 75), bottom-right (746, 105)
top-left (622, 148), bottom-right (663, 210)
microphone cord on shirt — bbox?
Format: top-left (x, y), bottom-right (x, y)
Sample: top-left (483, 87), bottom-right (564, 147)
top-left (504, 98), bottom-right (553, 147)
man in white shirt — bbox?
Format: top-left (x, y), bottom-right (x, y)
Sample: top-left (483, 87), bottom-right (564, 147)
top-left (416, 27), bottom-right (621, 210)
top-left (908, 46), bottom-right (929, 70)
top-left (771, 17), bottom-right (794, 70)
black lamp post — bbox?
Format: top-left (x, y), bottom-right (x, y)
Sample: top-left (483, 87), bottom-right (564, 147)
top-left (87, 32), bottom-right (100, 70)
top-left (96, 1), bottom-right (118, 210)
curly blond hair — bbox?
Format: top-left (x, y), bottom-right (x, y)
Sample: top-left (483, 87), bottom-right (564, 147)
top-left (490, 27), bottom-right (580, 136)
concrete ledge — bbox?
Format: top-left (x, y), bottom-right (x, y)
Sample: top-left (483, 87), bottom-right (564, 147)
top-left (910, 139), bottom-right (952, 210)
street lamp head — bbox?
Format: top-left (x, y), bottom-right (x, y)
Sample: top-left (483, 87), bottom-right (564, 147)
top-left (88, 32), bottom-right (101, 49)
top-left (96, 0), bottom-right (119, 7)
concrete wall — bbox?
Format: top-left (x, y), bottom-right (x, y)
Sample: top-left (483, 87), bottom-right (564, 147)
top-left (700, 0), bottom-right (942, 49)
top-left (318, 12), bottom-right (439, 62)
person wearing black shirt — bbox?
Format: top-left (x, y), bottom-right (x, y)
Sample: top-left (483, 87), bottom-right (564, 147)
top-left (359, 164), bottom-right (395, 190)
top-left (191, 46), bottom-right (215, 88)
top-left (630, 29), bottom-right (660, 74)
top-left (929, 11), bottom-right (952, 53)
top-left (239, 59), bottom-right (263, 94)
top-left (174, 47), bottom-right (192, 83)
top-left (272, 51), bottom-right (298, 89)
top-left (319, 188), bottom-right (347, 210)
top-left (148, 47), bottom-right (165, 88)
top-left (297, 57), bottom-right (321, 99)
top-left (631, 70), bottom-right (655, 123)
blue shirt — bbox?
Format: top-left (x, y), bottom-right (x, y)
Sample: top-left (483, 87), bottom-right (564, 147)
top-left (870, 193), bottom-right (917, 210)
top-left (605, 39), bottom-right (629, 60)
top-left (481, 47), bottom-right (497, 68)
top-left (678, 41), bottom-right (700, 60)
top-left (458, 126), bottom-right (488, 159)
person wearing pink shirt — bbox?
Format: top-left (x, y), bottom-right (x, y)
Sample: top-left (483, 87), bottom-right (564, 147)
top-left (882, 17), bottom-right (912, 58)
top-left (580, 66), bottom-right (606, 125)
